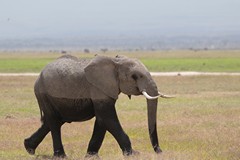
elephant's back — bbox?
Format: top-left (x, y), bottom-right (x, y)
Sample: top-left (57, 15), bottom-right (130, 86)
top-left (56, 54), bottom-right (91, 68)
top-left (35, 55), bottom-right (92, 99)
top-left (51, 54), bottom-right (91, 71)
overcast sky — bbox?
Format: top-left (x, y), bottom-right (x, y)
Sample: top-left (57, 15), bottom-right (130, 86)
top-left (0, 0), bottom-right (240, 39)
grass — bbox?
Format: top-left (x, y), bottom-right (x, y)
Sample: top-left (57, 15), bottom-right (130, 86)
top-left (0, 52), bottom-right (58, 73)
top-left (0, 58), bottom-right (53, 73)
top-left (0, 50), bottom-right (240, 72)
top-left (0, 75), bottom-right (239, 160)
top-left (141, 58), bottom-right (240, 72)
top-left (0, 50), bottom-right (239, 159)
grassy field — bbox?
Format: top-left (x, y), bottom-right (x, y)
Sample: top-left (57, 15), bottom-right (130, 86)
top-left (0, 51), bottom-right (239, 159)
top-left (0, 75), bottom-right (239, 160)
top-left (0, 50), bottom-right (240, 72)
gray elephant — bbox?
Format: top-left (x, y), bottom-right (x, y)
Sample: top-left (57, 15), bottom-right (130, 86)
top-left (24, 55), bottom-right (171, 158)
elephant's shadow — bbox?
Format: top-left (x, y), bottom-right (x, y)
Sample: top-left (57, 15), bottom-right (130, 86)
top-left (34, 154), bottom-right (101, 160)
top-left (35, 155), bottom-right (54, 160)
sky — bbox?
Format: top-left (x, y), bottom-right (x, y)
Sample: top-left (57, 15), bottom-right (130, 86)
top-left (0, 0), bottom-right (240, 39)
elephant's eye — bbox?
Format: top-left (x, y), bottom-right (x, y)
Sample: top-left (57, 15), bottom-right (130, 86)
top-left (131, 74), bottom-right (138, 81)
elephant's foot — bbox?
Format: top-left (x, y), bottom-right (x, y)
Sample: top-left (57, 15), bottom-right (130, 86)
top-left (54, 149), bottom-right (66, 159)
top-left (24, 138), bottom-right (36, 155)
top-left (85, 152), bottom-right (100, 159)
top-left (154, 146), bottom-right (162, 154)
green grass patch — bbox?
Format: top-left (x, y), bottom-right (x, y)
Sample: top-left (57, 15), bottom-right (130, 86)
top-left (1, 57), bottom-right (239, 73)
top-left (141, 58), bottom-right (240, 72)
top-left (0, 58), bottom-right (54, 73)
top-left (0, 50), bottom-right (240, 72)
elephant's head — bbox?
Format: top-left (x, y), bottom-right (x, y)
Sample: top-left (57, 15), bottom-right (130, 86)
top-left (85, 55), bottom-right (170, 153)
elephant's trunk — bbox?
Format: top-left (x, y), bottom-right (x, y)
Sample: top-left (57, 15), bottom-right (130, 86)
top-left (137, 75), bottom-right (162, 153)
top-left (147, 98), bottom-right (162, 153)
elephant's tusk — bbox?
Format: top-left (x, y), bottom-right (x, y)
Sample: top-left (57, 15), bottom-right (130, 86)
top-left (142, 91), bottom-right (159, 100)
top-left (158, 91), bottom-right (175, 98)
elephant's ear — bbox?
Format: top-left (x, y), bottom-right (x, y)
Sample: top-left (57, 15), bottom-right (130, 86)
top-left (84, 56), bottom-right (119, 99)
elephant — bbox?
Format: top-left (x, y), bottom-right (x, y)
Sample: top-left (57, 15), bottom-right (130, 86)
top-left (24, 54), bottom-right (172, 158)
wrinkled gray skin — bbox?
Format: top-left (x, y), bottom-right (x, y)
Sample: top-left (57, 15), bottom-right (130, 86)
top-left (24, 55), bottom-right (162, 158)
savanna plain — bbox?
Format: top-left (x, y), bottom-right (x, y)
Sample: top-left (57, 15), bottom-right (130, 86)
top-left (0, 50), bottom-right (239, 160)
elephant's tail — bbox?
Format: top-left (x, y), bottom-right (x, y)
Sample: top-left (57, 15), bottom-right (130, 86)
top-left (35, 92), bottom-right (45, 123)
top-left (37, 102), bottom-right (44, 123)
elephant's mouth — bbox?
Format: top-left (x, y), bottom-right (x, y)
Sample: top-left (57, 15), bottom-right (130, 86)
top-left (129, 87), bottom-right (142, 96)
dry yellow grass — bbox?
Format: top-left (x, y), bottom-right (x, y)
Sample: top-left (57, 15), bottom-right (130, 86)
top-left (0, 75), bottom-right (239, 160)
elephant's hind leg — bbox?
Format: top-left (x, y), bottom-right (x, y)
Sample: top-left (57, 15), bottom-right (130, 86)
top-left (46, 117), bottom-right (66, 158)
top-left (24, 121), bottom-right (50, 155)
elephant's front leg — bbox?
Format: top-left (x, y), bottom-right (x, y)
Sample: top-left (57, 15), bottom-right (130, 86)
top-left (86, 119), bottom-right (106, 158)
top-left (93, 99), bottom-right (134, 156)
